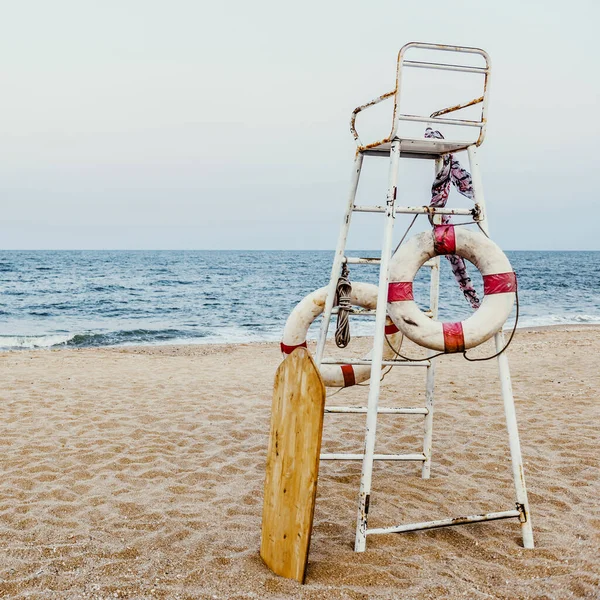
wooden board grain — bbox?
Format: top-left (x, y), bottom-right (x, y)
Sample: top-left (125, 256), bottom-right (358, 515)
top-left (260, 347), bottom-right (326, 583)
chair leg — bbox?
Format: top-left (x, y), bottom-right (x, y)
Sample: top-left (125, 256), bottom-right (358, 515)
top-left (496, 331), bottom-right (534, 549)
top-left (355, 140), bottom-right (400, 552)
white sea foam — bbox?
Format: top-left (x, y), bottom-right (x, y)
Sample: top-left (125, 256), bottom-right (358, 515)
top-left (517, 314), bottom-right (600, 328)
top-left (0, 334), bottom-right (76, 350)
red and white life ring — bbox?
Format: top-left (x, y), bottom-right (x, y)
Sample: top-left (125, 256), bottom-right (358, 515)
top-left (281, 282), bottom-right (403, 387)
top-left (387, 225), bottom-right (517, 352)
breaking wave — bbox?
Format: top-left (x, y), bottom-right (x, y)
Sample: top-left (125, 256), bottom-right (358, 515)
top-left (0, 329), bottom-right (209, 350)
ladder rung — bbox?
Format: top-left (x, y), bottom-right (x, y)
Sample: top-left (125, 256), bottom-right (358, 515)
top-left (345, 256), bottom-right (437, 269)
top-left (325, 406), bottom-right (428, 415)
top-left (397, 113), bottom-right (482, 128)
top-left (320, 453), bottom-right (426, 461)
top-left (366, 509), bottom-right (521, 536)
top-left (353, 205), bottom-right (475, 216)
top-left (331, 307), bottom-right (376, 316)
top-left (331, 308), bottom-right (432, 317)
top-left (321, 358), bottom-right (430, 367)
top-left (344, 256), bottom-right (380, 264)
top-left (403, 59), bottom-right (489, 75)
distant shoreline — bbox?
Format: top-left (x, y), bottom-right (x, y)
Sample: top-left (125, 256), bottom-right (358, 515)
top-left (2, 323), bottom-right (599, 355)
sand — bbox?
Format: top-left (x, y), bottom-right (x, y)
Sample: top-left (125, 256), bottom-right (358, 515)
top-left (1, 326), bottom-right (599, 599)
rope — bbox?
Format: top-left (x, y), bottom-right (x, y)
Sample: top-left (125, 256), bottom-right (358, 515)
top-left (393, 213), bottom-right (419, 255)
top-left (334, 263), bottom-right (352, 348)
top-left (462, 287), bottom-right (520, 362)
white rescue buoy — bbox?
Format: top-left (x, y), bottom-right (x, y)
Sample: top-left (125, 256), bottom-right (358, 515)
top-left (387, 225), bottom-right (517, 352)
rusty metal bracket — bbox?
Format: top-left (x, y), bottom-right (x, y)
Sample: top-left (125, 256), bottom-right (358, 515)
top-left (516, 502), bottom-right (528, 523)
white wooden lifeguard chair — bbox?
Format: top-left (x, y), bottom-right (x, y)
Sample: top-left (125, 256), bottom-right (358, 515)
top-left (315, 42), bottom-right (534, 552)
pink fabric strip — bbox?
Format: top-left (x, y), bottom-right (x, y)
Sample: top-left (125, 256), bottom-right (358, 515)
top-left (341, 364), bottom-right (356, 387)
top-left (483, 272), bottom-right (517, 295)
top-left (433, 225), bottom-right (456, 255)
top-left (280, 341), bottom-right (307, 355)
top-left (385, 322), bottom-right (399, 335)
top-left (442, 322), bottom-right (465, 353)
top-left (388, 282), bottom-right (414, 302)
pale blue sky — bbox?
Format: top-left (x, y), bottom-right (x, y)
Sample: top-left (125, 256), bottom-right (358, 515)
top-left (1, 0), bottom-right (598, 250)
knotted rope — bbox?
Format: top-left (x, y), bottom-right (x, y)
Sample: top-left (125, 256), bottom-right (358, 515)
top-left (334, 263), bottom-right (352, 348)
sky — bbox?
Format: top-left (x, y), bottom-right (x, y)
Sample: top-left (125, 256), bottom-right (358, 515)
top-left (1, 0), bottom-right (598, 250)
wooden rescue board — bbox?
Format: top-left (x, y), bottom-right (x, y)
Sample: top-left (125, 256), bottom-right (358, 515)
top-left (260, 347), bottom-right (326, 583)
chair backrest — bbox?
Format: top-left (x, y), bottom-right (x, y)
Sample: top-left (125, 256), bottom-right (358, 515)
top-left (351, 42), bottom-right (491, 149)
top-left (393, 42), bottom-right (491, 146)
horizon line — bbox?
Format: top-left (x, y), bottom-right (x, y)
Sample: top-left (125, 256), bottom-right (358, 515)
top-left (1, 248), bottom-right (598, 252)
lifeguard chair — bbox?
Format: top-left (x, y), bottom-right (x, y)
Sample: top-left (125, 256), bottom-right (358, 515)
top-left (313, 42), bottom-right (534, 552)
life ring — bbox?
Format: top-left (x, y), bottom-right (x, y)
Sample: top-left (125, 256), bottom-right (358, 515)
top-left (281, 282), bottom-right (403, 387)
top-left (387, 225), bottom-right (517, 352)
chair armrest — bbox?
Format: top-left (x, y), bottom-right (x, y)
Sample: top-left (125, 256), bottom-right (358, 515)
top-left (350, 90), bottom-right (396, 142)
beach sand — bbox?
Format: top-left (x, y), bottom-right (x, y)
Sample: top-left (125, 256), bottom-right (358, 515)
top-left (1, 326), bottom-right (599, 599)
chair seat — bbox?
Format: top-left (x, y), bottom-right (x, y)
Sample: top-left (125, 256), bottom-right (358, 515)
top-left (359, 137), bottom-right (473, 159)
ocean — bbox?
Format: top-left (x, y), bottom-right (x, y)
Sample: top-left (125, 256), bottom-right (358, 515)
top-left (0, 250), bottom-right (598, 350)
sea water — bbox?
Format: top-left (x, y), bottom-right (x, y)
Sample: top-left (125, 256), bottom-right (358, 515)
top-left (0, 250), bottom-right (598, 350)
